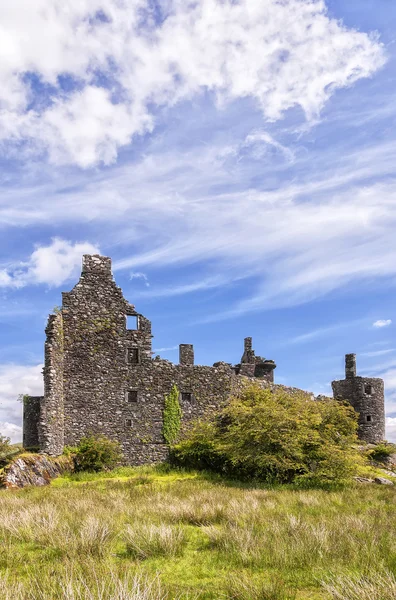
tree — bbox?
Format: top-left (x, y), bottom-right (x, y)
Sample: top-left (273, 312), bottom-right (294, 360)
top-left (172, 385), bottom-right (360, 486)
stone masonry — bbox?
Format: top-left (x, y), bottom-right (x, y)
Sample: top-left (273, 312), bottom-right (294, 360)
top-left (332, 354), bottom-right (385, 444)
top-left (23, 255), bottom-right (386, 463)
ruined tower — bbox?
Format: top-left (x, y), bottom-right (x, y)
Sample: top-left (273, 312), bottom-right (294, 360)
top-left (332, 354), bottom-right (385, 444)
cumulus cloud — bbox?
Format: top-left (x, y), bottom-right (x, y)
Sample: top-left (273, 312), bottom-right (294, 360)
top-left (0, 364), bottom-right (43, 439)
top-left (0, 422), bottom-right (22, 444)
top-left (0, 238), bottom-right (100, 288)
top-left (373, 319), bottom-right (392, 328)
top-left (0, 0), bottom-right (386, 167)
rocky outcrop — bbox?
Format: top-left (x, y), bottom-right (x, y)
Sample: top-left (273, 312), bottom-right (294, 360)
top-left (1, 454), bottom-right (73, 489)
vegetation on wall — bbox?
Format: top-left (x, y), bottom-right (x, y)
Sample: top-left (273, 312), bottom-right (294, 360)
top-left (172, 385), bottom-right (361, 486)
top-left (162, 384), bottom-right (182, 445)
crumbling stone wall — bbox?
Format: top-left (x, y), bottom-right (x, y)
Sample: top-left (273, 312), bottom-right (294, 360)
top-left (22, 254), bottom-right (384, 465)
top-left (332, 354), bottom-right (385, 444)
top-left (39, 313), bottom-right (64, 455)
top-left (22, 396), bottom-right (42, 449)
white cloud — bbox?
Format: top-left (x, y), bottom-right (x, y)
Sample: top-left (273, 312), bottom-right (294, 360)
top-left (373, 319), bottom-right (392, 328)
top-left (242, 130), bottom-right (295, 163)
top-left (386, 417), bottom-right (396, 443)
top-left (153, 346), bottom-right (179, 353)
top-left (3, 132), bottom-right (396, 313)
top-left (0, 238), bottom-right (100, 288)
top-left (0, 422), bottom-right (22, 444)
top-left (0, 364), bottom-right (43, 438)
top-left (0, 0), bottom-right (386, 167)
top-left (130, 271), bottom-right (150, 287)
top-left (361, 349), bottom-right (395, 358)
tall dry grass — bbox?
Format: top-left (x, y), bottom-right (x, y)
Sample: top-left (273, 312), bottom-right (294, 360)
top-left (1, 468), bottom-right (396, 598)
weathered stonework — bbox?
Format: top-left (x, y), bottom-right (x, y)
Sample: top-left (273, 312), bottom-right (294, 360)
top-left (332, 354), bottom-right (385, 444)
top-left (22, 255), bottom-right (386, 463)
top-left (22, 396), bottom-right (42, 449)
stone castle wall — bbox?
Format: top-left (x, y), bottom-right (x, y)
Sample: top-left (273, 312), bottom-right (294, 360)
top-left (22, 396), bottom-right (42, 449)
top-left (332, 354), bottom-right (385, 444)
top-left (22, 255), bottom-right (386, 463)
top-left (38, 313), bottom-right (64, 455)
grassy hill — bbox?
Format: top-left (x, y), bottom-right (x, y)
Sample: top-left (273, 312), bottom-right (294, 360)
top-left (1, 466), bottom-right (396, 599)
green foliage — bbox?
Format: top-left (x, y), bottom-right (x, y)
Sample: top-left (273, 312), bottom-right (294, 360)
top-left (368, 443), bottom-right (396, 463)
top-left (73, 434), bottom-right (123, 472)
top-left (0, 437), bottom-right (22, 469)
top-left (17, 393), bottom-right (31, 405)
top-left (172, 385), bottom-right (361, 486)
top-left (163, 384), bottom-right (182, 445)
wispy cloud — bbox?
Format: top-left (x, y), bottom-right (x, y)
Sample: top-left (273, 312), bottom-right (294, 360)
top-left (361, 349), bottom-right (395, 358)
top-left (373, 319), bottom-right (392, 328)
top-left (130, 272), bottom-right (150, 287)
top-left (287, 320), bottom-right (365, 346)
top-left (153, 346), bottom-right (179, 353)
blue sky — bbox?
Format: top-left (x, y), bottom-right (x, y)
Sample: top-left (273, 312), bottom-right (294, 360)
top-left (1, 0), bottom-right (396, 442)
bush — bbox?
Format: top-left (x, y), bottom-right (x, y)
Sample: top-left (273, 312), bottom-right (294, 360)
top-left (172, 386), bottom-right (360, 486)
top-left (0, 436), bottom-right (21, 469)
top-left (368, 443), bottom-right (396, 463)
top-left (73, 434), bottom-right (123, 472)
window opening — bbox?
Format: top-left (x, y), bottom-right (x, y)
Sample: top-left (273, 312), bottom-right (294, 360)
top-left (364, 384), bottom-right (373, 396)
top-left (127, 348), bottom-right (139, 364)
top-left (126, 419), bottom-right (132, 427)
top-left (182, 392), bottom-right (192, 402)
top-left (128, 390), bottom-right (138, 403)
top-left (126, 315), bottom-right (139, 330)
top-left (366, 415), bottom-right (372, 422)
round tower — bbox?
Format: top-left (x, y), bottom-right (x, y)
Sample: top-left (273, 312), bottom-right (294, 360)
top-left (332, 354), bottom-right (385, 444)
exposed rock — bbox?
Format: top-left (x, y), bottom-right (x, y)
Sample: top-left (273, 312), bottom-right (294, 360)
top-left (1, 454), bottom-right (73, 490)
top-left (354, 476), bottom-right (374, 484)
top-left (374, 476), bottom-right (394, 486)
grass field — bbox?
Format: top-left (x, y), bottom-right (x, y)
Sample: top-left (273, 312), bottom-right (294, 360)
top-left (1, 466), bottom-right (396, 599)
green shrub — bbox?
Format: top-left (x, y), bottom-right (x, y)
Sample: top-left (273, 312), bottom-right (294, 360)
top-left (172, 386), bottom-right (360, 486)
top-left (0, 436), bottom-right (21, 469)
top-left (368, 443), bottom-right (396, 463)
top-left (73, 434), bottom-right (123, 472)
top-left (162, 384), bottom-right (182, 445)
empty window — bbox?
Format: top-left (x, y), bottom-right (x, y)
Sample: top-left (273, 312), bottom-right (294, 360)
top-left (126, 315), bottom-right (139, 330)
top-left (126, 419), bottom-right (132, 427)
top-left (364, 384), bottom-right (373, 396)
top-left (366, 415), bottom-right (372, 422)
top-left (181, 392), bottom-right (192, 402)
top-left (127, 348), bottom-right (139, 364)
top-left (128, 390), bottom-right (138, 403)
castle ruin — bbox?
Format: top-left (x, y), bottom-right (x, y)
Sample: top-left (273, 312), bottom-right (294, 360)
top-left (23, 255), bottom-right (386, 462)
